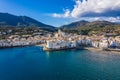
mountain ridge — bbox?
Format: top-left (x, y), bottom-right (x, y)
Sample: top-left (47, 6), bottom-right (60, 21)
top-left (60, 20), bottom-right (116, 30)
top-left (60, 20), bottom-right (120, 35)
top-left (0, 12), bottom-right (56, 31)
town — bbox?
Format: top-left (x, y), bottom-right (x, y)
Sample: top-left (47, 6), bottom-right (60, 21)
top-left (44, 30), bottom-right (120, 52)
top-left (1, 29), bottom-right (120, 52)
top-left (0, 27), bottom-right (52, 48)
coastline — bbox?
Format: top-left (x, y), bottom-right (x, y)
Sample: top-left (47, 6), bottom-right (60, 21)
top-left (84, 47), bottom-right (120, 54)
top-left (0, 43), bottom-right (43, 49)
top-left (35, 44), bottom-right (45, 47)
top-left (43, 45), bottom-right (120, 54)
top-left (0, 44), bottom-right (120, 54)
top-left (0, 45), bottom-right (34, 49)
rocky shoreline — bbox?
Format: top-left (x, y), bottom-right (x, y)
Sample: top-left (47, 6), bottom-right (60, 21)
top-left (0, 44), bottom-right (120, 54)
top-left (0, 43), bottom-right (43, 49)
top-left (43, 46), bottom-right (120, 53)
top-left (84, 47), bottom-right (120, 54)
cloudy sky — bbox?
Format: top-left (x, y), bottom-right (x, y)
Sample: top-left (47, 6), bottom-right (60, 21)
top-left (0, 0), bottom-right (120, 27)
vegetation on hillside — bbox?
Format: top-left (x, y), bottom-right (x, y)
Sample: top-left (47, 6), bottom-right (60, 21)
top-left (0, 13), bottom-right (56, 32)
top-left (61, 21), bottom-right (120, 35)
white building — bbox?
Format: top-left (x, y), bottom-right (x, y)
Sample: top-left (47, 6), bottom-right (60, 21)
top-left (46, 41), bottom-right (53, 49)
top-left (71, 41), bottom-right (77, 47)
top-left (92, 41), bottom-right (99, 48)
top-left (109, 41), bottom-right (119, 48)
top-left (99, 38), bottom-right (109, 48)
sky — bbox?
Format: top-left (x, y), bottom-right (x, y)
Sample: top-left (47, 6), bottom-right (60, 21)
top-left (0, 0), bottom-right (120, 27)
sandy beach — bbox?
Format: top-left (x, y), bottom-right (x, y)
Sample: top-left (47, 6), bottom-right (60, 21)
top-left (85, 47), bottom-right (120, 54)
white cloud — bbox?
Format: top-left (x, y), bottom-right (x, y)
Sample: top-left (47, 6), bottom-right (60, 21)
top-left (71, 0), bottom-right (120, 18)
top-left (76, 17), bottom-right (120, 23)
top-left (52, 0), bottom-right (120, 18)
top-left (52, 9), bottom-right (70, 18)
top-left (107, 17), bottom-right (120, 22)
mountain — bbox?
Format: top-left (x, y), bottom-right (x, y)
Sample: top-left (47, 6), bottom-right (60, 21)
top-left (86, 21), bottom-right (115, 27)
top-left (60, 20), bottom-right (120, 35)
top-left (0, 13), bottom-right (56, 31)
top-left (60, 20), bottom-right (115, 30)
top-left (61, 20), bottom-right (89, 29)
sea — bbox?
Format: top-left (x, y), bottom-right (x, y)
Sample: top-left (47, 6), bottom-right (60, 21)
top-left (0, 46), bottom-right (120, 80)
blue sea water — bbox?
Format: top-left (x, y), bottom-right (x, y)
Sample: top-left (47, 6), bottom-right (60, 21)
top-left (0, 46), bottom-right (120, 80)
